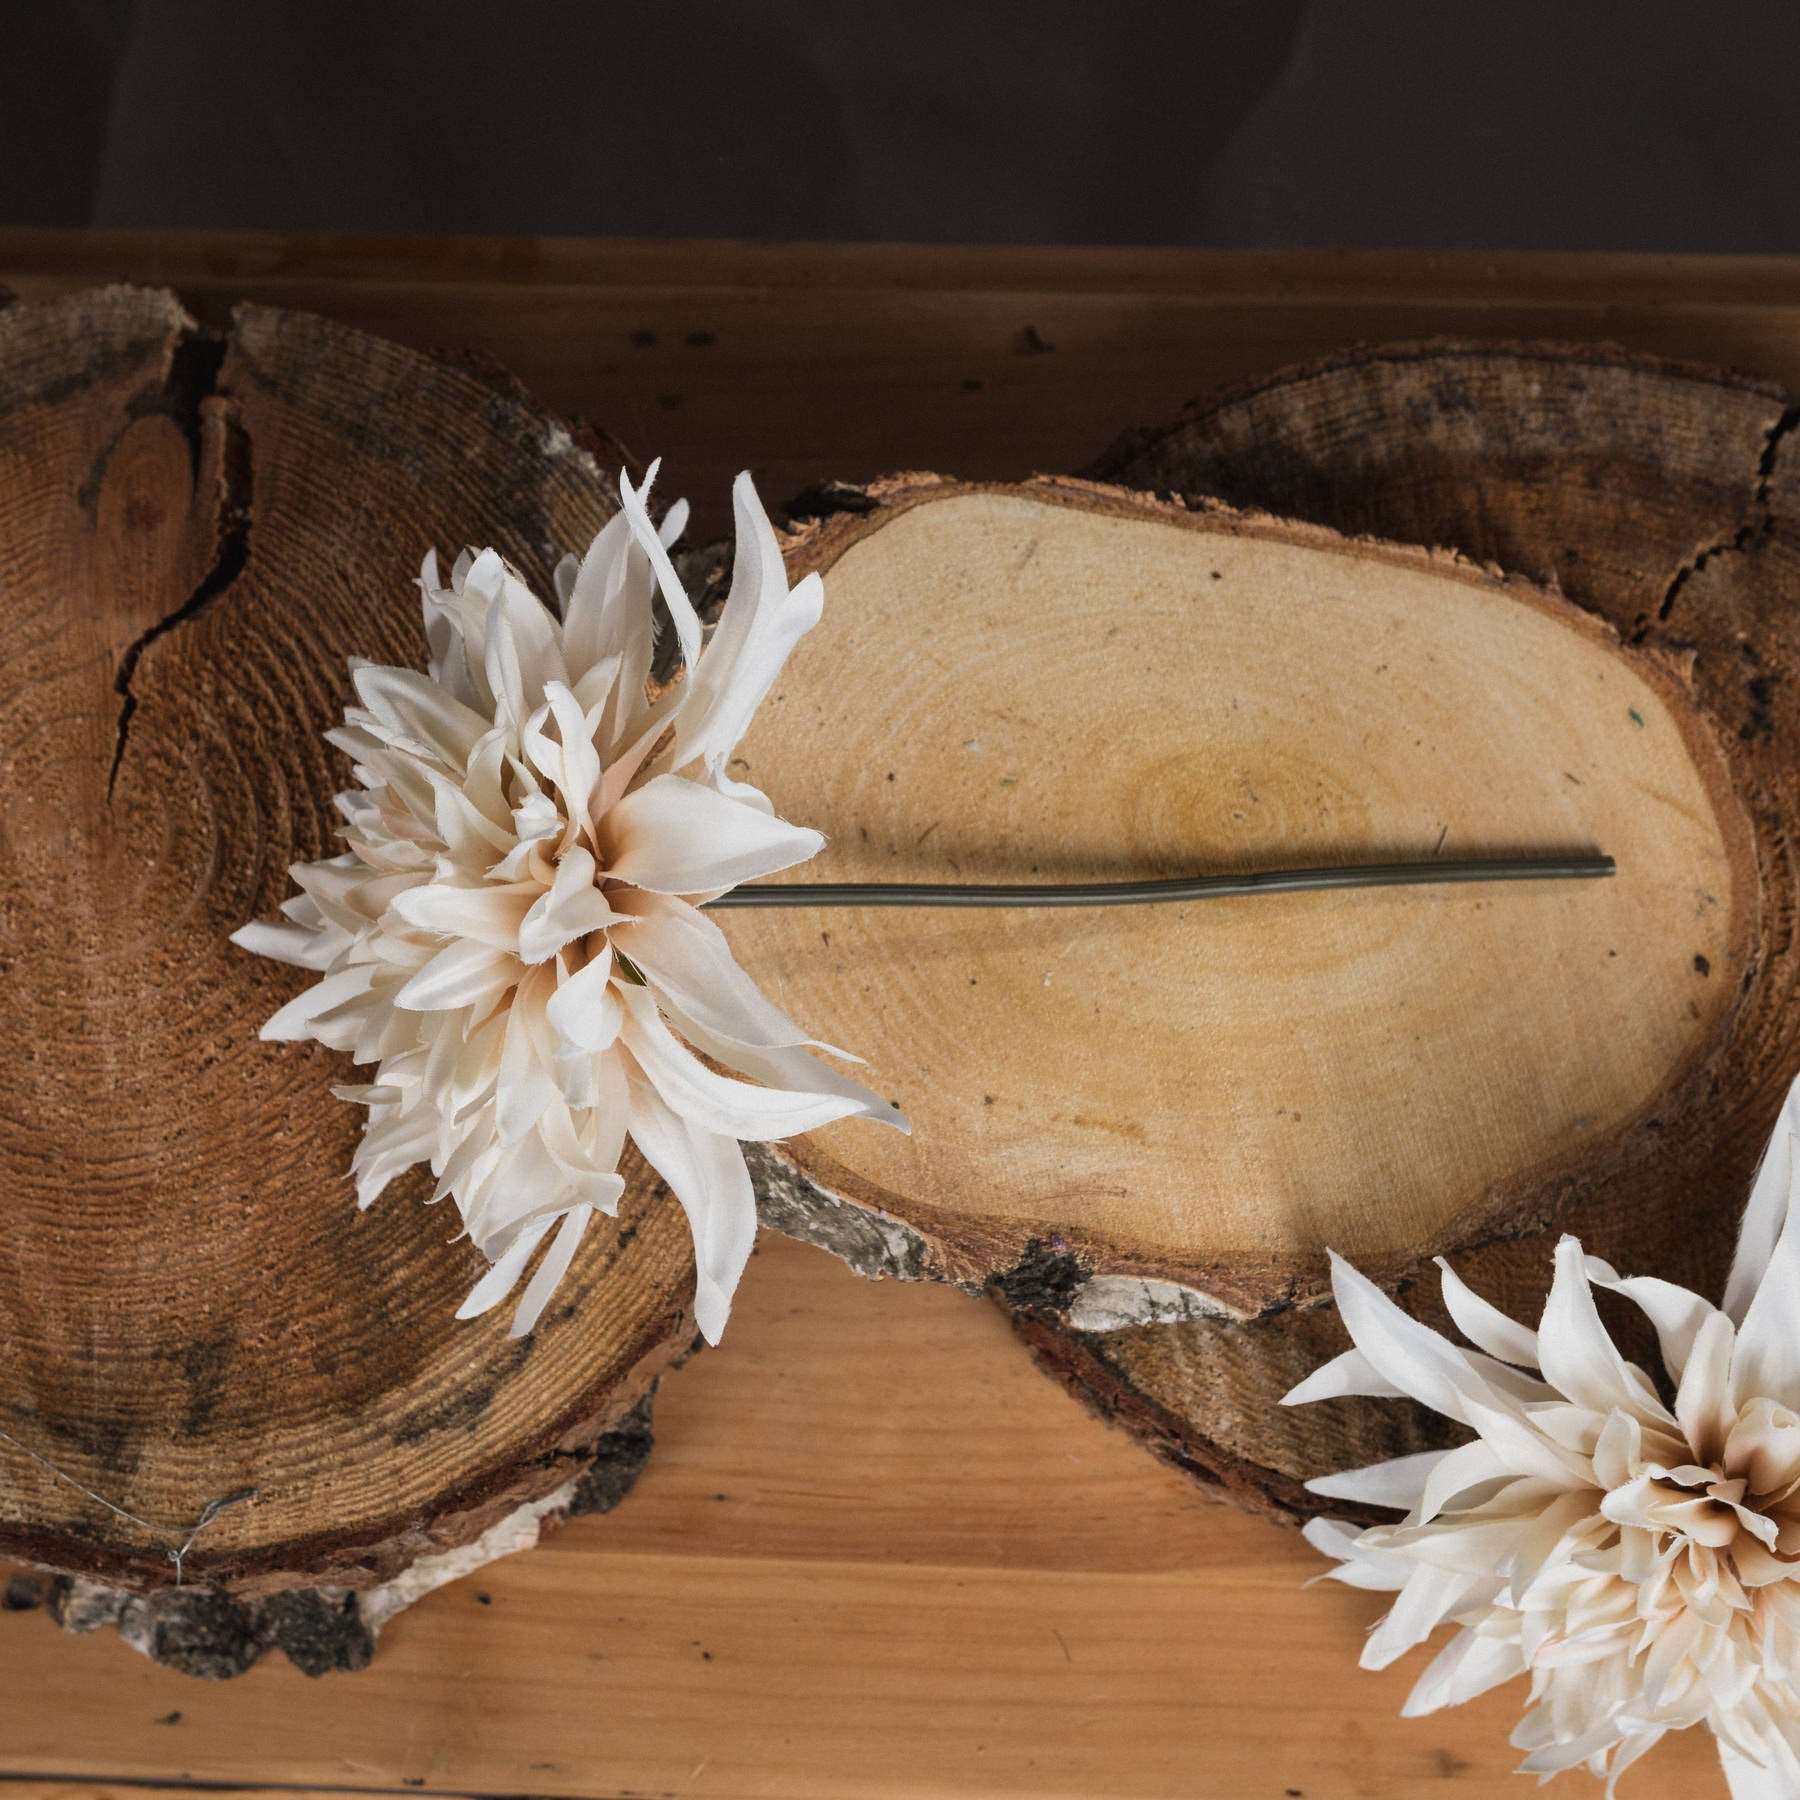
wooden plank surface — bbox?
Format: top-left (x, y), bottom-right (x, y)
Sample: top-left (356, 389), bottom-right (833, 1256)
top-left (3, 232), bottom-right (1792, 1799)
top-left (0, 1235), bottom-right (1727, 1800)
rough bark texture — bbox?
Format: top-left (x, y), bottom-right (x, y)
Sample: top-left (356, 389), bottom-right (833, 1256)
top-left (737, 469), bottom-right (1760, 1422)
top-left (0, 288), bottom-right (697, 1613)
top-left (996, 342), bottom-right (1800, 1521)
top-left (28, 1393), bottom-right (657, 1680)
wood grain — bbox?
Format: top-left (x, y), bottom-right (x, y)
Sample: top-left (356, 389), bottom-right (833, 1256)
top-left (0, 1233), bottom-right (1731, 1800)
top-left (736, 476), bottom-right (1749, 1313)
top-left (0, 288), bottom-right (694, 1595)
top-left (1012, 342), bottom-right (1800, 1525)
top-left (7, 235), bottom-right (1800, 542)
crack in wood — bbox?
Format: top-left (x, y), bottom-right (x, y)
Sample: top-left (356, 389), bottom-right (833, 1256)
top-left (1653, 401), bottom-right (1800, 628)
top-left (106, 329), bottom-right (254, 801)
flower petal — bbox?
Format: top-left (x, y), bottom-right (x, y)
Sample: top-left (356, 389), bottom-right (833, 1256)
top-left (1676, 1307), bottom-right (1738, 1463)
top-left (508, 1204), bottom-right (595, 1338)
top-left (1733, 1093), bottom-right (1800, 1408)
top-left (1281, 1346), bottom-right (1408, 1404)
top-left (230, 919), bottom-right (339, 971)
top-left (517, 848), bottom-right (626, 964)
top-left (260, 965), bottom-right (376, 1041)
top-left (1726, 1074), bottom-right (1800, 1325)
top-left (481, 562), bottom-right (568, 728)
top-left (351, 662), bottom-right (490, 768)
top-left (456, 1215), bottom-right (554, 1320)
top-left (1585, 1253), bottom-right (1717, 1384)
top-left (1361, 1563), bottom-right (1479, 1670)
top-left (394, 939), bottom-right (520, 1012)
top-left (560, 512), bottom-right (638, 681)
top-left (609, 889), bottom-right (847, 1053)
top-left (1435, 1255), bottom-right (1540, 1367)
top-left (1326, 1251), bottom-right (1517, 1425)
top-left (545, 941), bottom-right (621, 1053)
top-left (1719, 1740), bottom-right (1800, 1800)
top-left (1401, 1626), bottom-right (1524, 1716)
top-left (667, 471), bottom-right (823, 777)
top-left (617, 460), bottom-right (703, 676)
top-left (618, 986), bottom-right (889, 1140)
top-left (1300, 1517), bottom-right (1415, 1590)
top-left (390, 881), bottom-right (537, 951)
top-left (604, 774), bottom-right (823, 894)
top-left (624, 1063), bottom-right (757, 1344)
top-left (1414, 1438), bottom-right (1512, 1525)
top-left (1305, 1449), bottom-right (1448, 1510)
top-left (1536, 1236), bottom-right (1671, 1426)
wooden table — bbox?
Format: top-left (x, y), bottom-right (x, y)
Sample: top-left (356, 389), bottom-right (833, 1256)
top-left (3, 232), bottom-right (1791, 1800)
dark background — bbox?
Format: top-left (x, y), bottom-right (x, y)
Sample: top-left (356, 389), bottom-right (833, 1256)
top-left (7, 0), bottom-right (1799, 249)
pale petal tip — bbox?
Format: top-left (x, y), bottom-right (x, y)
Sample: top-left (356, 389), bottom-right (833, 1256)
top-left (693, 1274), bottom-right (733, 1346)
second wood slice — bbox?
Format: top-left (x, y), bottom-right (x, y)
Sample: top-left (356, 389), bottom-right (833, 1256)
top-left (733, 473), bottom-right (1753, 1338)
top-left (1007, 343), bottom-right (1800, 1517)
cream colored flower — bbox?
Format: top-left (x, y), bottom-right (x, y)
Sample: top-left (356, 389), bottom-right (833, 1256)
top-left (234, 464), bottom-right (906, 1342)
top-left (1288, 1080), bottom-right (1800, 1797)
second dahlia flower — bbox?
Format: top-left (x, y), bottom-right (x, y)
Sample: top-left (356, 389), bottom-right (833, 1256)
top-left (1288, 1080), bottom-right (1800, 1797)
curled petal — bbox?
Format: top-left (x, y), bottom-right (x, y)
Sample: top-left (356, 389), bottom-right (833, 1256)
top-left (230, 919), bottom-right (338, 972)
top-left (617, 460), bottom-right (703, 675)
top-left (352, 662), bottom-right (490, 768)
top-left (610, 889), bottom-right (848, 1053)
top-left (545, 941), bottom-right (621, 1053)
top-left (260, 965), bottom-right (376, 1041)
top-left (618, 986), bottom-right (894, 1140)
top-left (1435, 1255), bottom-right (1539, 1368)
top-left (1536, 1236), bottom-right (1671, 1427)
top-left (623, 1062), bottom-right (757, 1344)
top-left (390, 881), bottom-right (537, 951)
top-left (667, 471), bottom-right (823, 778)
top-left (1282, 1346), bottom-right (1409, 1405)
top-left (1305, 1449), bottom-right (1448, 1510)
top-left (508, 1204), bottom-right (596, 1338)
top-left (457, 1215), bottom-right (555, 1320)
top-left (516, 848), bottom-right (627, 964)
top-left (604, 774), bottom-right (823, 895)
top-left (1726, 1074), bottom-right (1800, 1325)
top-left (394, 939), bottom-right (520, 1012)
top-left (1401, 1627), bottom-right (1525, 1717)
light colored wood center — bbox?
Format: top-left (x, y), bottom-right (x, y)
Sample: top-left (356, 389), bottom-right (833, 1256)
top-left (728, 489), bottom-right (1748, 1283)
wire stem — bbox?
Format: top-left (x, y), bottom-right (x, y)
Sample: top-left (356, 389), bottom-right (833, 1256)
top-left (703, 855), bottom-right (1616, 910)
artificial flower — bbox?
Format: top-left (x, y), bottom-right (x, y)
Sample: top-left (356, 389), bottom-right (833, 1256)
top-left (233, 463), bottom-right (907, 1342)
top-left (1287, 1077), bottom-right (1800, 1796)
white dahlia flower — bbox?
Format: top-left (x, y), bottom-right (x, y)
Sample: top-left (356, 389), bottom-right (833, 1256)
top-left (1287, 1079), bottom-right (1800, 1797)
top-left (233, 464), bottom-right (907, 1342)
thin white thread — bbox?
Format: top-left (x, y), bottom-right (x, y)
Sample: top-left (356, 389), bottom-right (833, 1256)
top-left (0, 1426), bottom-right (256, 1586)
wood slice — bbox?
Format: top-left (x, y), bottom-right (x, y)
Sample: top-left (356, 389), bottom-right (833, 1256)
top-left (0, 287), bottom-right (694, 1601)
top-left (999, 343), bottom-right (1800, 1519)
top-left (737, 474), bottom-right (1754, 1340)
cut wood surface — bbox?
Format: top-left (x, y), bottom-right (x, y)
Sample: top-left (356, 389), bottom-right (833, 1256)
top-left (1010, 343), bottom-right (1800, 1521)
top-left (737, 475), bottom-right (1750, 1314)
top-left (0, 286), bottom-right (694, 1598)
top-left (0, 1232), bottom-right (1731, 1800)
